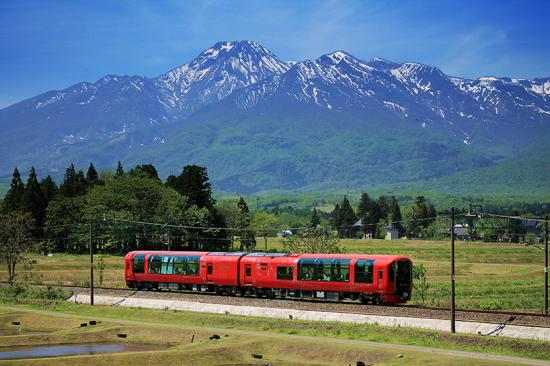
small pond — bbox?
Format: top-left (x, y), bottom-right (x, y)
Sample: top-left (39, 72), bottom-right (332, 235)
top-left (0, 343), bottom-right (165, 360)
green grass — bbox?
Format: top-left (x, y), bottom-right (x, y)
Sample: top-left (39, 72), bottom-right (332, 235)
top-left (0, 238), bottom-right (546, 311)
top-left (0, 301), bottom-right (549, 364)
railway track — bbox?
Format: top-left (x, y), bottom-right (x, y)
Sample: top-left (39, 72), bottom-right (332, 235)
top-left (13, 282), bottom-right (549, 329)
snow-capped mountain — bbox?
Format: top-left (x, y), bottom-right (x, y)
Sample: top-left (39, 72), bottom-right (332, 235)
top-left (230, 50), bottom-right (550, 143)
top-left (154, 40), bottom-right (290, 116)
top-left (0, 40), bottom-right (549, 193)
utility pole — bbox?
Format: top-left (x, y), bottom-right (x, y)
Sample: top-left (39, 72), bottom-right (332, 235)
top-left (545, 215), bottom-right (548, 315)
top-left (89, 222), bottom-right (94, 306)
top-left (450, 207), bottom-right (456, 332)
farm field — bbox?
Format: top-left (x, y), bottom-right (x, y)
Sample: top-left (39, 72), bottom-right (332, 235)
top-left (0, 302), bottom-right (548, 365)
top-left (0, 238), bottom-right (545, 311)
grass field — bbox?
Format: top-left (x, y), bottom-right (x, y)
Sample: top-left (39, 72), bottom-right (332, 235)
top-left (0, 301), bottom-right (549, 365)
top-left (0, 237), bottom-right (546, 311)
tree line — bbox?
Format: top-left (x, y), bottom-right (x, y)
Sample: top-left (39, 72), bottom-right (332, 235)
top-left (328, 194), bottom-right (435, 239)
top-left (0, 163), bottom-right (257, 254)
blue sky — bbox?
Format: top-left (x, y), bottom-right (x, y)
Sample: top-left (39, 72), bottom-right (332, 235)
top-left (1, 0), bottom-right (549, 108)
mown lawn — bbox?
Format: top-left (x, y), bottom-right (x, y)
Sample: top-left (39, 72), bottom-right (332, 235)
top-left (0, 238), bottom-right (545, 311)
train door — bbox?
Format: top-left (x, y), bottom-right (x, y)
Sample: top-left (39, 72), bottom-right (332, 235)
top-left (206, 261), bottom-right (214, 282)
top-left (377, 267), bottom-right (384, 290)
top-left (244, 264), bottom-right (252, 284)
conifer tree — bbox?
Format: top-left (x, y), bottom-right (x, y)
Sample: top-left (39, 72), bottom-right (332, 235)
top-left (23, 167), bottom-right (46, 227)
top-left (86, 162), bottom-right (102, 186)
top-left (339, 196), bottom-right (357, 226)
top-left (237, 197), bottom-right (255, 251)
top-left (172, 165), bottom-right (215, 208)
top-left (59, 164), bottom-right (87, 197)
top-left (389, 196), bottom-right (403, 235)
top-left (331, 204), bottom-right (342, 228)
top-left (115, 161), bottom-right (124, 178)
top-left (129, 164), bottom-right (160, 181)
top-left (310, 208), bottom-right (321, 227)
top-left (356, 192), bottom-right (371, 220)
top-left (2, 167), bottom-right (25, 213)
top-left (40, 175), bottom-right (58, 203)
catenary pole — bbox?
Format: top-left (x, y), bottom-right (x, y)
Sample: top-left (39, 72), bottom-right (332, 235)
top-left (545, 215), bottom-right (548, 315)
top-left (89, 222), bottom-right (94, 306)
top-left (450, 207), bottom-right (456, 332)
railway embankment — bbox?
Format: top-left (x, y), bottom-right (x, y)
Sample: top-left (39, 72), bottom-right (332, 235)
top-left (70, 292), bottom-right (550, 341)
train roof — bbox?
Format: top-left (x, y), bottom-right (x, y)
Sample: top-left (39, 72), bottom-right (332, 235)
top-left (125, 251), bottom-right (410, 264)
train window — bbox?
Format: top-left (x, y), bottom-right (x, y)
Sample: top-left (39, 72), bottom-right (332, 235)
top-left (354, 260), bottom-right (374, 283)
top-left (207, 264), bottom-right (213, 275)
top-left (187, 257), bottom-right (200, 276)
top-left (173, 256), bottom-right (186, 275)
top-left (298, 258), bottom-right (350, 282)
top-left (318, 259), bottom-right (332, 281)
top-left (148, 255), bottom-right (162, 274)
top-left (161, 256), bottom-right (173, 275)
top-left (298, 258), bottom-right (316, 280)
top-left (276, 266), bottom-right (293, 280)
top-left (245, 265), bottom-right (251, 276)
top-left (132, 254), bottom-right (145, 273)
top-left (389, 263), bottom-right (395, 282)
top-left (379, 269), bottom-right (383, 281)
top-left (332, 259), bottom-right (350, 282)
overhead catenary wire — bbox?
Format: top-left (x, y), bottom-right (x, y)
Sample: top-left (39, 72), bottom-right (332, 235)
top-left (479, 212), bottom-right (550, 223)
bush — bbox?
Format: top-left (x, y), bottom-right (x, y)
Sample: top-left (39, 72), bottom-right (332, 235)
top-left (478, 299), bottom-right (504, 310)
top-left (0, 283), bottom-right (71, 301)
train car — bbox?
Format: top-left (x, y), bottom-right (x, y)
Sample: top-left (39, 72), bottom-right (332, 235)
top-left (124, 251), bottom-right (210, 290)
top-left (124, 251), bottom-right (412, 304)
top-left (239, 253), bottom-right (411, 304)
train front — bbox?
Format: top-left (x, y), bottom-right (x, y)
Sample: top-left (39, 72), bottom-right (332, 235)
top-left (393, 258), bottom-right (412, 302)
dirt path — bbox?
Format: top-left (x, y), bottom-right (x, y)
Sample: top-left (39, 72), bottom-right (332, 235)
top-left (1, 305), bottom-right (549, 366)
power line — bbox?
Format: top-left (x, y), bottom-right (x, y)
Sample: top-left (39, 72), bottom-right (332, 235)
top-left (480, 213), bottom-right (550, 223)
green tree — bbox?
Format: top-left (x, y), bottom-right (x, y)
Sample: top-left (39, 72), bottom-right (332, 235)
top-left (2, 167), bottom-right (25, 213)
top-left (475, 217), bottom-right (497, 242)
top-left (40, 175), bottom-right (58, 204)
top-left (23, 167), bottom-right (46, 228)
top-left (412, 264), bottom-right (430, 305)
top-left (356, 192), bottom-right (382, 235)
top-left (0, 212), bottom-right (35, 284)
top-left (408, 196), bottom-right (436, 237)
top-left (330, 204), bottom-right (341, 228)
top-left (389, 196), bottom-right (403, 235)
top-left (98, 170), bottom-right (115, 184)
top-left (339, 196), bottom-right (357, 226)
top-left (310, 208), bottom-right (321, 227)
top-left (59, 164), bottom-right (87, 197)
top-left (128, 164), bottom-right (161, 182)
top-left (237, 197), bottom-right (255, 251)
top-left (505, 212), bottom-right (526, 243)
top-left (115, 161), bottom-right (125, 178)
top-left (168, 165), bottom-right (215, 209)
top-left (377, 195), bottom-right (389, 222)
top-left (282, 228), bottom-right (342, 254)
top-left (44, 196), bottom-right (86, 253)
top-left (251, 211), bottom-right (278, 251)
top-left (216, 199), bottom-right (241, 249)
top-left (375, 218), bottom-right (388, 239)
top-left (86, 163), bottom-right (102, 186)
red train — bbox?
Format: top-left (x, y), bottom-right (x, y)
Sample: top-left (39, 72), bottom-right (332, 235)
top-left (124, 251), bottom-right (412, 304)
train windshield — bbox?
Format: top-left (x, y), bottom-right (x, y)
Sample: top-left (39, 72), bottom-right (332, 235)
top-left (395, 260), bottom-right (411, 300)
